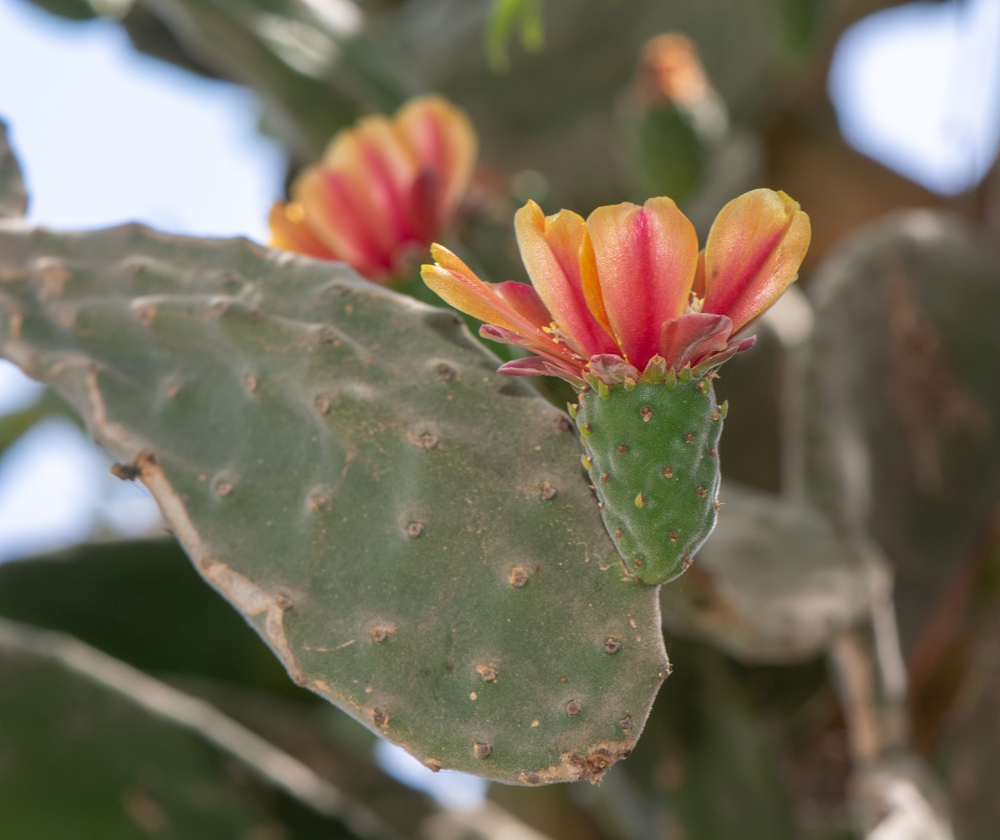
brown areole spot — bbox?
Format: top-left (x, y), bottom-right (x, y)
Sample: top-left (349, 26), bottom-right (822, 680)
top-left (509, 566), bottom-right (529, 587)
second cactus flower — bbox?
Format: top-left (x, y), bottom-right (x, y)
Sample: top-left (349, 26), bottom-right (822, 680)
top-left (270, 95), bottom-right (476, 283)
top-left (422, 189), bottom-right (810, 585)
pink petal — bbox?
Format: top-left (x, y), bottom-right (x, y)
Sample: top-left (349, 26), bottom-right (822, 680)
top-left (659, 312), bottom-right (733, 372)
top-left (497, 356), bottom-right (586, 386)
top-left (408, 168), bottom-right (439, 244)
top-left (321, 115), bottom-right (419, 258)
top-left (691, 335), bottom-right (757, 377)
top-left (479, 323), bottom-right (578, 364)
top-left (702, 189), bottom-right (811, 333)
top-left (422, 246), bottom-right (576, 373)
top-left (492, 281), bottom-right (553, 329)
top-left (295, 168), bottom-right (392, 279)
top-left (586, 197), bottom-right (699, 370)
top-left (396, 95), bottom-right (477, 227)
top-left (334, 115), bottom-right (420, 246)
top-left (421, 246), bottom-right (546, 337)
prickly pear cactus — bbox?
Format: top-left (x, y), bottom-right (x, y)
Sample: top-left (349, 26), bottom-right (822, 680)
top-left (574, 375), bottom-right (724, 585)
top-left (0, 222), bottom-right (668, 785)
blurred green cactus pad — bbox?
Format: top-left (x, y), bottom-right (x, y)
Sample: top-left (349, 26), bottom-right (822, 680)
top-left (0, 223), bottom-right (669, 784)
top-left (803, 210), bottom-right (1000, 649)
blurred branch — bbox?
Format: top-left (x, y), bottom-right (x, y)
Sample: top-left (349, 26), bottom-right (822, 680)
top-left (0, 616), bottom-right (401, 840)
top-left (828, 551), bottom-right (955, 840)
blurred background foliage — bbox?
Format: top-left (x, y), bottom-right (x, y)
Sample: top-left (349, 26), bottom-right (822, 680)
top-left (1, 0), bottom-right (999, 837)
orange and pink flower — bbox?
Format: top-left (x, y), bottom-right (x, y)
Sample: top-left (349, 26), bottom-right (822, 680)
top-left (270, 95), bottom-right (476, 283)
top-left (421, 189), bottom-right (810, 388)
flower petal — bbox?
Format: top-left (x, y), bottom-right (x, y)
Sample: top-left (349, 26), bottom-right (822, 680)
top-left (514, 201), bottom-right (618, 358)
top-left (325, 114), bottom-right (420, 247)
top-left (294, 167), bottom-right (391, 279)
top-left (396, 95), bottom-right (477, 227)
top-left (421, 245), bottom-right (568, 364)
top-left (578, 228), bottom-right (614, 337)
top-left (659, 312), bottom-right (733, 372)
top-left (497, 356), bottom-right (586, 387)
top-left (268, 202), bottom-right (336, 260)
top-left (586, 197), bottom-right (698, 369)
top-left (479, 324), bottom-right (578, 365)
top-left (691, 249), bottom-right (706, 300)
top-left (691, 335), bottom-right (756, 377)
top-left (492, 280), bottom-right (553, 329)
top-left (702, 189), bottom-right (811, 333)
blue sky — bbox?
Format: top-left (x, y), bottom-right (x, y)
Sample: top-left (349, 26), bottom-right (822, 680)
top-left (0, 0), bottom-right (286, 238)
top-left (829, 0), bottom-right (1000, 196)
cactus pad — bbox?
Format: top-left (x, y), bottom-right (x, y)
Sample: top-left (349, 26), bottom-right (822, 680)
top-left (0, 222), bottom-right (669, 784)
top-left (575, 377), bottom-right (723, 585)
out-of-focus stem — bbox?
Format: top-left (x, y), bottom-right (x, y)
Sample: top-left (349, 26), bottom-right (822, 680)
top-left (827, 555), bottom-right (955, 840)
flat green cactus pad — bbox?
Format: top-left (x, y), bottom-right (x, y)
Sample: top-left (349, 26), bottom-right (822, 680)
top-left (576, 379), bottom-right (723, 585)
top-left (0, 224), bottom-right (668, 784)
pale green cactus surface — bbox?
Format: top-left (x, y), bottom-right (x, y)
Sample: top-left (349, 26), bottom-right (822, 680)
top-left (0, 220), bottom-right (669, 784)
top-left (575, 378), bottom-right (723, 585)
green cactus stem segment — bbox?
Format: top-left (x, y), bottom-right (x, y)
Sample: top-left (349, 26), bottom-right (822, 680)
top-left (576, 378), bottom-right (723, 585)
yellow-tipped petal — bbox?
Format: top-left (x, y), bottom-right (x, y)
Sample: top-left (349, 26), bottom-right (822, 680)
top-left (294, 167), bottom-right (386, 278)
top-left (268, 202), bottom-right (335, 260)
top-left (324, 113), bottom-right (419, 250)
top-left (578, 228), bottom-right (614, 338)
top-left (514, 201), bottom-right (618, 358)
top-left (397, 95), bottom-right (477, 220)
top-left (421, 245), bottom-right (541, 336)
top-left (586, 197), bottom-right (698, 368)
top-left (702, 188), bottom-right (811, 333)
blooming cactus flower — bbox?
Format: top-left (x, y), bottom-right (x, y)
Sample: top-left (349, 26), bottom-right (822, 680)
top-left (270, 95), bottom-right (477, 283)
top-left (421, 188), bottom-right (810, 389)
top-left (424, 188), bottom-right (810, 586)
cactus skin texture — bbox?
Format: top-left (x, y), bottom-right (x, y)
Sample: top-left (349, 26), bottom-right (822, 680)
top-left (0, 222), bottom-right (669, 785)
top-left (576, 377), bottom-right (723, 585)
